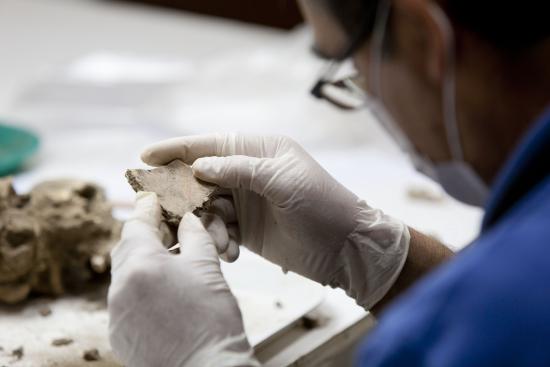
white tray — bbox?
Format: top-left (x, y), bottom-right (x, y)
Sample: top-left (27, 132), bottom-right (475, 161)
top-left (223, 248), bottom-right (325, 348)
top-left (0, 248), bottom-right (324, 366)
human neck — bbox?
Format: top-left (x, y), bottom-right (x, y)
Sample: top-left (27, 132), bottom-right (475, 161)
top-left (459, 38), bottom-right (550, 184)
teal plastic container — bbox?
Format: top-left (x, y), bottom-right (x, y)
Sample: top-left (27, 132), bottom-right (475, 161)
top-left (0, 123), bottom-right (40, 177)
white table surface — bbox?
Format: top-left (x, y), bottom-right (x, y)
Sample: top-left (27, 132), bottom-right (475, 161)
top-left (0, 0), bottom-right (482, 365)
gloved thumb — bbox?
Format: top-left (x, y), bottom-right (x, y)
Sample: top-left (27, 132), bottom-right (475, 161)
top-left (112, 191), bottom-right (164, 269)
top-left (177, 212), bottom-right (220, 263)
top-left (192, 156), bottom-right (271, 194)
top-left (128, 191), bottom-right (161, 229)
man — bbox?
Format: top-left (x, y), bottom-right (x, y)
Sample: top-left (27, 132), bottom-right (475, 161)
top-left (108, 0), bottom-right (550, 365)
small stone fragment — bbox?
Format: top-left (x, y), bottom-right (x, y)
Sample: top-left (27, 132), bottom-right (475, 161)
top-left (125, 160), bottom-right (218, 226)
top-left (51, 338), bottom-right (73, 347)
top-left (300, 316), bottom-right (319, 330)
top-left (38, 305), bottom-right (52, 317)
top-left (83, 348), bottom-right (101, 361)
top-left (11, 346), bottom-right (24, 360)
top-left (90, 254), bottom-right (108, 273)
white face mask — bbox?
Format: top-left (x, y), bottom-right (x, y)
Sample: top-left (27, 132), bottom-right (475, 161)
top-left (367, 0), bottom-right (489, 207)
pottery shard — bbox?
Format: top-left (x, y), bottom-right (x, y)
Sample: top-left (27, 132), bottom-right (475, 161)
top-left (125, 160), bottom-right (218, 226)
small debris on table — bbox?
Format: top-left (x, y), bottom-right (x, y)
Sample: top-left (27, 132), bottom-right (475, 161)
top-left (300, 316), bottom-right (319, 330)
top-left (406, 185), bottom-right (445, 202)
top-left (11, 346), bottom-right (24, 360)
top-left (38, 305), bottom-right (52, 317)
top-left (274, 300), bottom-right (284, 309)
top-left (51, 338), bottom-right (73, 347)
top-left (83, 348), bottom-right (101, 361)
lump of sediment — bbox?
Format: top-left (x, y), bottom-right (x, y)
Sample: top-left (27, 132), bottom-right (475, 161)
top-left (0, 178), bottom-right (121, 304)
top-left (12, 346), bottom-right (24, 360)
top-left (125, 160), bottom-right (218, 227)
top-left (83, 348), bottom-right (101, 361)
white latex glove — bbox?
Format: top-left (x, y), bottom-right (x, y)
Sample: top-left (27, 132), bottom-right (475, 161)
top-left (108, 192), bottom-right (259, 367)
top-left (142, 134), bottom-right (410, 309)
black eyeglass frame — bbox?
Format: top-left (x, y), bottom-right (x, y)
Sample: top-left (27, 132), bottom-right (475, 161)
top-left (310, 62), bottom-right (367, 111)
top-left (309, 1), bottom-right (382, 110)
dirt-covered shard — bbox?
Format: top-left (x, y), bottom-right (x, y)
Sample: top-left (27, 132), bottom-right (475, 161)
top-left (125, 160), bottom-right (218, 227)
top-left (0, 178), bottom-right (121, 304)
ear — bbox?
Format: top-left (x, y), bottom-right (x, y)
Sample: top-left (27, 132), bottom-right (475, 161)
top-left (392, 0), bottom-right (451, 85)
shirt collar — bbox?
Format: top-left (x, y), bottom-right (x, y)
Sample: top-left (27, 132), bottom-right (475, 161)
top-left (483, 105), bottom-right (550, 230)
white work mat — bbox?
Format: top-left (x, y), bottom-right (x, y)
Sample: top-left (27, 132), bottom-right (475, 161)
top-left (0, 249), bottom-right (324, 366)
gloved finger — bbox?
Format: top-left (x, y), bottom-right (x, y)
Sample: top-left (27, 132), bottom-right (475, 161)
top-left (216, 188), bottom-right (233, 196)
top-left (227, 224), bottom-right (241, 243)
top-left (140, 133), bottom-right (277, 167)
top-left (200, 213), bottom-right (230, 254)
top-left (127, 191), bottom-right (161, 229)
top-left (141, 134), bottom-right (224, 166)
top-left (220, 239), bottom-right (240, 263)
top-left (220, 225), bottom-right (241, 263)
top-left (111, 192), bottom-right (165, 269)
top-left (209, 196), bottom-right (237, 224)
top-left (177, 212), bottom-right (219, 263)
top-left (192, 155), bottom-right (273, 195)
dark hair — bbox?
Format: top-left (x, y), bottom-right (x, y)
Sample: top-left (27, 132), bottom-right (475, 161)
top-left (321, 0), bottom-right (550, 53)
top-left (447, 1), bottom-right (550, 51)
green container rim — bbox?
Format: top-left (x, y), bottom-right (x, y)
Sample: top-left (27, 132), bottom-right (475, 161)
top-left (0, 122), bottom-right (40, 177)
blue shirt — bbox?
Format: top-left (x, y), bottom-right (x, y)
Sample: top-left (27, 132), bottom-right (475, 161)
top-left (357, 107), bottom-right (550, 367)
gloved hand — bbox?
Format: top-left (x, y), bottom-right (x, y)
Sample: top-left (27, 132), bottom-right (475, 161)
top-left (142, 134), bottom-right (410, 309)
top-left (108, 192), bottom-right (259, 367)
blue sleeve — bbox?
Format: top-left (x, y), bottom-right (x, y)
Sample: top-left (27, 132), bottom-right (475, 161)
top-left (357, 184), bottom-right (550, 367)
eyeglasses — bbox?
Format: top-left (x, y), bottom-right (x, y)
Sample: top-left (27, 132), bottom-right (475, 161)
top-left (310, 61), bottom-right (368, 111)
top-left (308, 0), bottom-right (384, 111)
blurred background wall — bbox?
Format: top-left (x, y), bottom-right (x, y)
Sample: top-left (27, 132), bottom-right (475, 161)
top-left (112, 0), bottom-right (303, 29)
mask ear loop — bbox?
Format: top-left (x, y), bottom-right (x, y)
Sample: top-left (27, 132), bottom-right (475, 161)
top-left (369, 0), bottom-right (391, 100)
top-left (367, 0), bottom-right (419, 154)
top-left (427, 3), bottom-right (464, 162)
